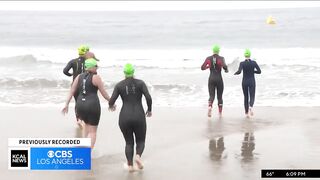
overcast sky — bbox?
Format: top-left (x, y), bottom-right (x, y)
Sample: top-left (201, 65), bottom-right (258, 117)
top-left (0, 1), bottom-right (320, 11)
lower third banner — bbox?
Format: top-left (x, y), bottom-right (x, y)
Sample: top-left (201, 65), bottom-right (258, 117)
top-left (30, 147), bottom-right (91, 170)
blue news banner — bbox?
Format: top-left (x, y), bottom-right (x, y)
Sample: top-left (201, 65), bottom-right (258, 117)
top-left (30, 147), bottom-right (91, 170)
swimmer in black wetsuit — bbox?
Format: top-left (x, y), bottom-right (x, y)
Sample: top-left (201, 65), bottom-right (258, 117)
top-left (63, 45), bottom-right (90, 125)
top-left (234, 49), bottom-right (261, 117)
top-left (201, 45), bottom-right (228, 117)
top-left (109, 63), bottom-right (152, 172)
top-left (63, 45), bottom-right (89, 81)
top-left (62, 58), bottom-right (110, 149)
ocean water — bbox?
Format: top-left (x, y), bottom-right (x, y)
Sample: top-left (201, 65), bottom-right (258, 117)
top-left (0, 8), bottom-right (319, 107)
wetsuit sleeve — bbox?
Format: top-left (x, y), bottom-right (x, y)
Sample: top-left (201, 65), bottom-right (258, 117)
top-left (63, 60), bottom-right (73, 77)
top-left (254, 61), bottom-right (261, 74)
top-left (222, 57), bottom-right (229, 72)
top-left (141, 81), bottom-right (152, 112)
top-left (234, 62), bottom-right (243, 75)
top-left (109, 84), bottom-right (120, 107)
top-left (201, 57), bottom-right (211, 70)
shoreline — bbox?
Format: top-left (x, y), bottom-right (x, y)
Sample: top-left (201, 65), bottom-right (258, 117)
top-left (1, 106), bottom-right (320, 179)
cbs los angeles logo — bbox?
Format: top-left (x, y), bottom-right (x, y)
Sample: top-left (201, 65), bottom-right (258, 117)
top-left (36, 149), bottom-right (84, 165)
top-left (47, 150), bottom-right (72, 158)
top-left (11, 150), bottom-right (28, 167)
top-left (36, 150), bottom-right (73, 165)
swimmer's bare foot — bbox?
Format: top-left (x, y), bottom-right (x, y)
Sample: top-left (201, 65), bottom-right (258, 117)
top-left (245, 113), bottom-right (250, 118)
top-left (128, 165), bottom-right (135, 172)
top-left (218, 106), bottom-right (223, 118)
top-left (249, 107), bottom-right (254, 116)
top-left (135, 155), bottom-right (144, 169)
top-left (81, 120), bottom-right (85, 126)
top-left (208, 107), bottom-right (212, 117)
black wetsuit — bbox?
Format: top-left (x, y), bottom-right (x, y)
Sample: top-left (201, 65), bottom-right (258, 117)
top-left (234, 59), bottom-right (261, 113)
top-left (63, 56), bottom-right (86, 100)
top-left (76, 72), bottom-right (101, 126)
top-left (63, 57), bottom-right (86, 119)
top-left (109, 78), bottom-right (152, 166)
top-left (201, 54), bottom-right (228, 109)
top-left (63, 57), bottom-right (86, 80)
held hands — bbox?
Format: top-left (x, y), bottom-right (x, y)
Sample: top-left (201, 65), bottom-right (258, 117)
top-left (108, 105), bottom-right (116, 112)
top-left (146, 111), bottom-right (152, 117)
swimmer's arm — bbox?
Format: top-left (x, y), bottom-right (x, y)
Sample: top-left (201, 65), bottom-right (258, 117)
top-left (142, 82), bottom-right (152, 112)
top-left (93, 75), bottom-right (110, 101)
top-left (254, 61), bottom-right (261, 74)
top-left (201, 58), bottom-right (211, 70)
top-left (63, 60), bottom-right (73, 76)
top-left (222, 57), bottom-right (229, 73)
top-left (65, 75), bottom-right (79, 107)
top-left (234, 62), bottom-right (243, 75)
top-left (109, 85), bottom-right (119, 107)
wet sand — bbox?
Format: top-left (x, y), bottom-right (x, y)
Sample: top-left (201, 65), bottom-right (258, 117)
top-left (1, 106), bottom-right (320, 180)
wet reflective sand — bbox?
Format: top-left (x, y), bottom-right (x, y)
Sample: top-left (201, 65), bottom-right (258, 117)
top-left (1, 106), bottom-right (320, 180)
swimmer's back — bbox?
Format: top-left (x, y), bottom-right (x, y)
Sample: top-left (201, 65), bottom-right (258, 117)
top-left (110, 78), bottom-right (152, 120)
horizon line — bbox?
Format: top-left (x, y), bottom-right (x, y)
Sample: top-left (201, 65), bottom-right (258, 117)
top-left (0, 1), bottom-right (320, 11)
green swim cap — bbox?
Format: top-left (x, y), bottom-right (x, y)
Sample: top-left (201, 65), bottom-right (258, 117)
top-left (84, 45), bottom-right (90, 52)
top-left (244, 49), bottom-right (251, 57)
top-left (85, 58), bottom-right (97, 70)
top-left (78, 45), bottom-right (90, 55)
top-left (123, 63), bottom-right (135, 77)
top-left (212, 44), bottom-right (220, 54)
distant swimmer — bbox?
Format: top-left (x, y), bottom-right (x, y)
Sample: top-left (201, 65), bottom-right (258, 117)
top-left (266, 15), bottom-right (276, 25)
top-left (62, 58), bottom-right (111, 149)
top-left (201, 45), bottom-right (228, 117)
top-left (109, 64), bottom-right (152, 172)
top-left (234, 49), bottom-right (261, 118)
top-left (63, 45), bottom-right (90, 126)
top-left (63, 45), bottom-right (89, 80)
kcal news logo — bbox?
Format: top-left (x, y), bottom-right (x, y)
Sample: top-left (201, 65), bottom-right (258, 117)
top-left (11, 150), bottom-right (28, 168)
top-left (8, 138), bottom-right (91, 170)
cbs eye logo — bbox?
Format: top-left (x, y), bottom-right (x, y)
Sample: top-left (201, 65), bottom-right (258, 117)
top-left (47, 150), bottom-right (72, 158)
top-left (47, 150), bottom-right (55, 158)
